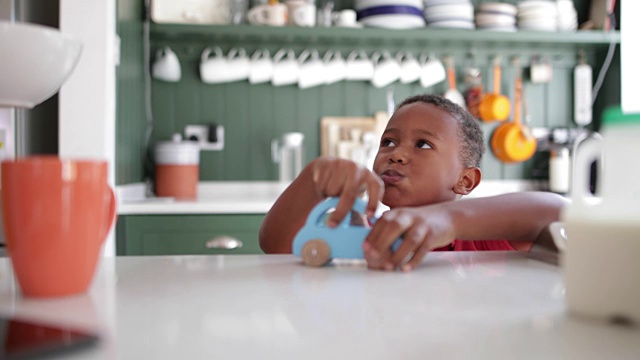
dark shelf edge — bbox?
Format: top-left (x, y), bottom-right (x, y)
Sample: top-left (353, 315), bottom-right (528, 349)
top-left (151, 23), bottom-right (620, 47)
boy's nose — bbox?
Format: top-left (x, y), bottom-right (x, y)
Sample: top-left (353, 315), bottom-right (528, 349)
top-left (389, 147), bottom-right (409, 164)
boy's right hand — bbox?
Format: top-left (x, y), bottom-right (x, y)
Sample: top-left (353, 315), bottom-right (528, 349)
top-left (310, 157), bottom-right (384, 227)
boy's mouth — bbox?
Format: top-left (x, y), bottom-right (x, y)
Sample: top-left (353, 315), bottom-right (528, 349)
top-left (380, 169), bottom-right (404, 184)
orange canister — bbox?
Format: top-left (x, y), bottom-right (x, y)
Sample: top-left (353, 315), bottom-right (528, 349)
top-left (154, 134), bottom-right (200, 199)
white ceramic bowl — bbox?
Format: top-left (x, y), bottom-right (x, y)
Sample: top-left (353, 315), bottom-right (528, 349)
top-left (0, 21), bottom-right (83, 109)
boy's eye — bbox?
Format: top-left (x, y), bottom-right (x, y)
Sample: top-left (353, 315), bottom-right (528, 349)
top-left (381, 139), bottom-right (396, 147)
top-left (417, 140), bottom-right (432, 149)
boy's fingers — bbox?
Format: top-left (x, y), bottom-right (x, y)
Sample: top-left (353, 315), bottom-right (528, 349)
top-left (365, 177), bottom-right (384, 218)
top-left (401, 245), bottom-right (430, 272)
top-left (386, 225), bottom-right (427, 269)
top-left (328, 192), bottom-right (357, 227)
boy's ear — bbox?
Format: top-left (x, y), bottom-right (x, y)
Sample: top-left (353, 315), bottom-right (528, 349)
top-left (453, 167), bottom-right (481, 195)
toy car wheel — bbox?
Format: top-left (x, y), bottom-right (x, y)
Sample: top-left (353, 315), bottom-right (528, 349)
top-left (301, 239), bottom-right (331, 267)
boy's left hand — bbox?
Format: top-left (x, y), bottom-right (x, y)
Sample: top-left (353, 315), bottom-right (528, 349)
top-left (363, 205), bottom-right (456, 271)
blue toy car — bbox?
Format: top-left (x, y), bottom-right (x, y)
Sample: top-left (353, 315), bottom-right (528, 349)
top-left (292, 197), bottom-right (401, 267)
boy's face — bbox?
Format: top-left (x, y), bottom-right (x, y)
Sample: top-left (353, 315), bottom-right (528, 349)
top-left (373, 102), bottom-right (470, 208)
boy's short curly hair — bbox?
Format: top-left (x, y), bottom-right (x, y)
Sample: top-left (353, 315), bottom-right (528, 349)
top-left (396, 94), bottom-right (485, 168)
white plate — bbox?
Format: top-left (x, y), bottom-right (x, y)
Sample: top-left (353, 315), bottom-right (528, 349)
top-left (355, 0), bottom-right (423, 11)
top-left (478, 25), bottom-right (518, 32)
top-left (478, 2), bottom-right (517, 16)
top-left (360, 14), bottom-right (425, 28)
top-left (427, 20), bottom-right (475, 29)
top-left (151, 0), bottom-right (231, 24)
top-left (424, 3), bottom-right (474, 22)
top-left (475, 13), bottom-right (516, 27)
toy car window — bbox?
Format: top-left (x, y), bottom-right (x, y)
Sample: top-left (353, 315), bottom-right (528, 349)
top-left (320, 209), bottom-right (370, 227)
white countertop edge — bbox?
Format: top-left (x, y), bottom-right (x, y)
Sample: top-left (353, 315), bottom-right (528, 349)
top-left (116, 180), bottom-right (548, 215)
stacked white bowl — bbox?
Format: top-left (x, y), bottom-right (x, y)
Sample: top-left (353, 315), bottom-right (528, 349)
top-left (355, 0), bottom-right (425, 29)
top-left (475, 2), bottom-right (517, 31)
top-left (423, 0), bottom-right (474, 29)
top-left (556, 0), bottom-right (578, 31)
top-left (517, 0), bottom-right (557, 31)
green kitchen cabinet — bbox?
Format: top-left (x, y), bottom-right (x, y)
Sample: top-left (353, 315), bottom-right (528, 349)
top-left (116, 214), bottom-right (265, 256)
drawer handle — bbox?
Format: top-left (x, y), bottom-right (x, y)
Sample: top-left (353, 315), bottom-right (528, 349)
top-left (205, 236), bottom-right (243, 250)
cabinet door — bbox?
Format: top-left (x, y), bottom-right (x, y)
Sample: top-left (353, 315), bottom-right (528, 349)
top-left (116, 214), bottom-right (265, 255)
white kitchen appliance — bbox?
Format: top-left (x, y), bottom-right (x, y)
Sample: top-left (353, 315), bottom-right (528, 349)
top-left (271, 132), bottom-right (305, 183)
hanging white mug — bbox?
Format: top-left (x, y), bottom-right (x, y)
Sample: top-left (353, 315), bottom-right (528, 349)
top-left (345, 50), bottom-right (374, 81)
top-left (249, 49), bottom-right (274, 84)
top-left (323, 50), bottom-right (347, 85)
top-left (272, 49), bottom-right (300, 86)
top-left (298, 49), bottom-right (326, 89)
top-left (371, 50), bottom-right (401, 88)
top-left (226, 47), bottom-right (251, 82)
top-left (152, 47), bottom-right (181, 82)
top-left (200, 47), bottom-right (228, 84)
top-left (419, 53), bottom-right (446, 88)
top-left (397, 51), bottom-right (421, 84)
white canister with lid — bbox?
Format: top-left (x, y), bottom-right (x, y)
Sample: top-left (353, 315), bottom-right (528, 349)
top-left (154, 134), bottom-right (200, 199)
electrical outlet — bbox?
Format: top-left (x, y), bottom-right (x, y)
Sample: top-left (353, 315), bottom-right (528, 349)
top-left (185, 125), bottom-right (224, 151)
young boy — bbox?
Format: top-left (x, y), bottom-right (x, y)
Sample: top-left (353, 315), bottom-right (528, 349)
top-left (259, 94), bottom-right (566, 271)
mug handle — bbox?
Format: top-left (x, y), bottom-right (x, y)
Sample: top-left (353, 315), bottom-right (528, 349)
top-left (100, 187), bottom-right (117, 243)
top-left (548, 221), bottom-right (567, 252)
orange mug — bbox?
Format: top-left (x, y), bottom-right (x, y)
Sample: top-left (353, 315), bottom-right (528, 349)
top-left (1, 156), bottom-right (116, 297)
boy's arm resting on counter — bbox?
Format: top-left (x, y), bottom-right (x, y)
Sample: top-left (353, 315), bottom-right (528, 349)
top-left (363, 191), bottom-right (568, 271)
top-left (451, 191), bottom-right (567, 242)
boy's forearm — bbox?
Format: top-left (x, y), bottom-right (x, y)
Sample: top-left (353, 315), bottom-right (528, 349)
top-left (259, 161), bottom-right (324, 253)
top-left (446, 192), bottom-right (567, 242)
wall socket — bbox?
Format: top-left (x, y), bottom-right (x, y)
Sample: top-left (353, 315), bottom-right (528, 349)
top-left (184, 124), bottom-right (224, 151)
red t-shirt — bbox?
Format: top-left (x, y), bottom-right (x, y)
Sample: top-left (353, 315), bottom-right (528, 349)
top-left (433, 240), bottom-right (516, 251)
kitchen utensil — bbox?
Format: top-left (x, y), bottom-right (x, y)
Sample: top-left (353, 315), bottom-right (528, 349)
top-left (155, 133), bottom-right (200, 199)
top-left (286, 0), bottom-right (316, 27)
top-left (272, 132), bottom-right (305, 182)
top-left (443, 56), bottom-right (466, 108)
top-left (397, 51), bottom-right (421, 84)
top-left (463, 51), bottom-right (483, 117)
top-left (1, 156), bottom-right (116, 297)
top-left (574, 50), bottom-right (593, 126)
top-left (345, 50), bottom-right (375, 81)
top-left (491, 59), bottom-right (536, 163)
top-left (479, 56), bottom-right (510, 122)
top-left (153, 47), bottom-right (182, 82)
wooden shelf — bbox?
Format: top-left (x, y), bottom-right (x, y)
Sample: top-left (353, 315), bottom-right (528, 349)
top-left (151, 23), bottom-right (620, 50)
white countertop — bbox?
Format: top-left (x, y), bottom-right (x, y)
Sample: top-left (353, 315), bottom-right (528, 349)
top-left (117, 180), bottom-right (546, 215)
top-left (0, 252), bottom-right (638, 359)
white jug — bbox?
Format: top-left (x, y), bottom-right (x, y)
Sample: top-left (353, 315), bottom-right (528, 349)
top-left (556, 106), bottom-right (640, 324)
